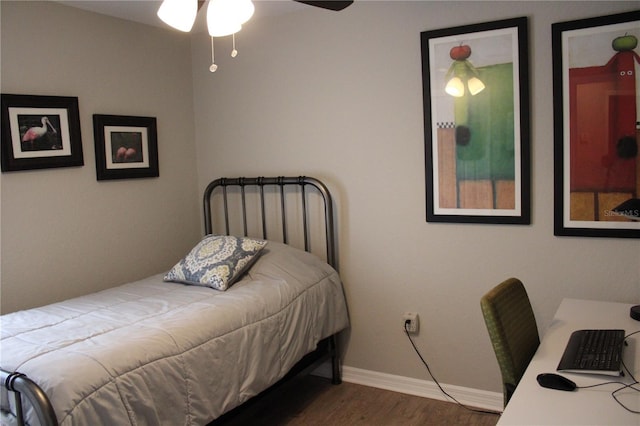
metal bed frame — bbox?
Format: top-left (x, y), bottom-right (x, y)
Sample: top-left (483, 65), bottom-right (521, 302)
top-left (203, 176), bottom-right (341, 384)
top-left (0, 371), bottom-right (57, 426)
top-left (203, 176), bottom-right (336, 269)
top-left (1, 176), bottom-right (342, 425)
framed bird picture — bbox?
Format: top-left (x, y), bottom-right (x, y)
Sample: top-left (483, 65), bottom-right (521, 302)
top-left (93, 114), bottom-right (159, 181)
top-left (0, 94), bottom-right (84, 172)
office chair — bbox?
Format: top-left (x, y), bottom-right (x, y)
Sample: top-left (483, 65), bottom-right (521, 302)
top-left (481, 277), bottom-right (540, 407)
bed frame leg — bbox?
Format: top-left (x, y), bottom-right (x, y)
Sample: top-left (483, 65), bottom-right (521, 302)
top-left (14, 391), bottom-right (24, 426)
top-left (330, 335), bottom-right (342, 385)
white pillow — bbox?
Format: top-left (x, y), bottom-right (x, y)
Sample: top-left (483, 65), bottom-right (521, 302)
top-left (164, 235), bottom-right (267, 290)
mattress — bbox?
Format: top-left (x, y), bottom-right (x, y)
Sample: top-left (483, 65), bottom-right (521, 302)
top-left (0, 241), bottom-right (349, 425)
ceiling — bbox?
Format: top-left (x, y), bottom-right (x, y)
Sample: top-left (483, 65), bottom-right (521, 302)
top-left (54, 0), bottom-right (307, 31)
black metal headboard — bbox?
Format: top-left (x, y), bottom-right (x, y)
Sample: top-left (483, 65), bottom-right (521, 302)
top-left (203, 176), bottom-right (337, 270)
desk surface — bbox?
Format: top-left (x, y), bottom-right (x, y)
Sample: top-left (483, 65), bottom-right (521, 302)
top-left (497, 298), bottom-right (639, 426)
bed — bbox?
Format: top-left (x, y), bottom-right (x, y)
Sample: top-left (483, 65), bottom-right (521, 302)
top-left (0, 176), bottom-right (349, 426)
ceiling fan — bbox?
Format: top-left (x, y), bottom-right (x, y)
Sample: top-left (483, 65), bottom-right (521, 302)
top-left (193, 1), bottom-right (354, 12)
top-left (160, 0), bottom-right (354, 33)
top-left (158, 0), bottom-right (353, 71)
top-left (286, 1), bottom-right (353, 11)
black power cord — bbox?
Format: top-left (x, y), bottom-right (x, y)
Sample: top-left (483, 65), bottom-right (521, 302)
top-left (574, 330), bottom-right (640, 414)
top-left (405, 325), bottom-right (640, 416)
top-left (403, 321), bottom-right (501, 416)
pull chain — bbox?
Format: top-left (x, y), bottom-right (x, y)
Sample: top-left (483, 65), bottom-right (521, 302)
top-left (231, 33), bottom-right (238, 58)
top-left (209, 36), bottom-right (218, 72)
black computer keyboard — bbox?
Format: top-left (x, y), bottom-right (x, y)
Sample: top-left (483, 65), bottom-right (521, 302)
top-left (557, 329), bottom-right (625, 375)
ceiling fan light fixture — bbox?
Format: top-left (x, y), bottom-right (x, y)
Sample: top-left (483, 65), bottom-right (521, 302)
top-left (207, 16), bottom-right (242, 37)
top-left (231, 0), bottom-right (255, 25)
top-left (207, 0), bottom-right (254, 37)
top-left (157, 0), bottom-right (198, 32)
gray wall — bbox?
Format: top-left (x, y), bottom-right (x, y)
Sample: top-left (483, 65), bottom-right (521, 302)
top-left (0, 1), bottom-right (201, 312)
top-left (191, 1), bottom-right (640, 394)
top-left (0, 0), bottom-right (638, 400)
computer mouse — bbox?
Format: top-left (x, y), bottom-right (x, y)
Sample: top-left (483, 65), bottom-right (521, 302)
top-left (536, 373), bottom-right (577, 391)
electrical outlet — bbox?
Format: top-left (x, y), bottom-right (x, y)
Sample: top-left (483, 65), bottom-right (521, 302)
top-left (403, 312), bottom-right (419, 334)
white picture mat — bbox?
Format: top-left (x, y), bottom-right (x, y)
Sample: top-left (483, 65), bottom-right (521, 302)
top-left (428, 26), bottom-right (522, 217)
top-left (560, 20), bottom-right (639, 230)
top-left (8, 107), bottom-right (71, 158)
top-left (104, 125), bottom-right (150, 170)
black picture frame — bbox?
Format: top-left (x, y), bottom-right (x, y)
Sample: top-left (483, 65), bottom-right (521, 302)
top-left (93, 114), bottom-right (159, 181)
top-left (421, 17), bottom-right (530, 224)
top-left (552, 11), bottom-right (640, 238)
top-left (1, 94), bottom-right (84, 172)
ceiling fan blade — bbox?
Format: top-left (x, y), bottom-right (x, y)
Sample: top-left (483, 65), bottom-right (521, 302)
top-left (294, 1), bottom-right (354, 11)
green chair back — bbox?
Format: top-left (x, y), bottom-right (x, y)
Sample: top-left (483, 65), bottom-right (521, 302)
top-left (480, 278), bottom-right (540, 407)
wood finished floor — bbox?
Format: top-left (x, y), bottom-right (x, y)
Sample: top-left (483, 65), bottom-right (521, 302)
top-left (213, 375), bottom-right (501, 426)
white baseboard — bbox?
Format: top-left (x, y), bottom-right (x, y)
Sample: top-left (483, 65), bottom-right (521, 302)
top-left (313, 363), bottom-right (503, 412)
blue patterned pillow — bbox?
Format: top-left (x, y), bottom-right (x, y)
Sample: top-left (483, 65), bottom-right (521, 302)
top-left (164, 235), bottom-right (267, 290)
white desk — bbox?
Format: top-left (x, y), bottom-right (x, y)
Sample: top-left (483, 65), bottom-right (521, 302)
top-left (498, 298), bottom-right (639, 425)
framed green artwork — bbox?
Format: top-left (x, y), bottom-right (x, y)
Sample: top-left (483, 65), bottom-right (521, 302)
top-left (421, 17), bottom-right (530, 224)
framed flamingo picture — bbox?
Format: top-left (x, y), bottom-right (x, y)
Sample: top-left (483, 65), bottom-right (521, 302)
top-left (93, 114), bottom-right (158, 181)
top-left (1, 94), bottom-right (84, 172)
top-left (552, 10), bottom-right (640, 238)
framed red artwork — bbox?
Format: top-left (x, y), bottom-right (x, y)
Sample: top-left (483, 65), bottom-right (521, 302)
top-left (553, 10), bottom-right (640, 238)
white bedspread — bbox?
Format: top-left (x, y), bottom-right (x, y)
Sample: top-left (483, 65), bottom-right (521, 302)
top-left (0, 242), bottom-right (349, 425)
